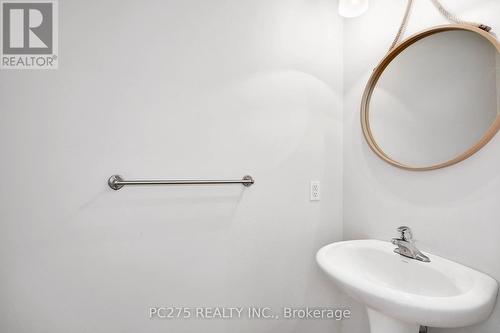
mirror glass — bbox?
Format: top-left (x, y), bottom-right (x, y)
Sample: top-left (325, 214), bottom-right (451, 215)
top-left (367, 29), bottom-right (499, 168)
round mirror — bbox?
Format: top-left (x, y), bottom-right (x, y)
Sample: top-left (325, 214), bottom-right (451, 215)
top-left (361, 25), bottom-right (500, 170)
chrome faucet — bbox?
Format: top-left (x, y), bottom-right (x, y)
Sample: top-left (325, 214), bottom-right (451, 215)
top-left (391, 226), bottom-right (430, 263)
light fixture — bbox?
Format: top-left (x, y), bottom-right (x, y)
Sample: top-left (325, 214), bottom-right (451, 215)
top-left (338, 0), bottom-right (369, 18)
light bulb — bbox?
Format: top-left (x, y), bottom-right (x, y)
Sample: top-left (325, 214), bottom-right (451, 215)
top-left (338, 0), bottom-right (369, 18)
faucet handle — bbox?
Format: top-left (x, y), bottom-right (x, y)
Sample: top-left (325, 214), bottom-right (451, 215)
top-left (396, 226), bottom-right (413, 241)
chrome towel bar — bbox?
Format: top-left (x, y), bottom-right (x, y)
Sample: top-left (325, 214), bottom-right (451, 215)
top-left (108, 174), bottom-right (254, 190)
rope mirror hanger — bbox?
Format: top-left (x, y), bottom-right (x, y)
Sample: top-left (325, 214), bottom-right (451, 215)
top-left (389, 0), bottom-right (492, 51)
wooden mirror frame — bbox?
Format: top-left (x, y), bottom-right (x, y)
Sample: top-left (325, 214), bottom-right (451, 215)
top-left (361, 24), bottom-right (500, 171)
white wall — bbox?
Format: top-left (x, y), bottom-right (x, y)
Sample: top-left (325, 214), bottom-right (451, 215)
top-left (0, 1), bottom-right (344, 332)
top-left (342, 1), bottom-right (500, 333)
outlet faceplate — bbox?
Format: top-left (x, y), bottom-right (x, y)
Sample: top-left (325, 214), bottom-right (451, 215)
top-left (310, 181), bottom-right (320, 201)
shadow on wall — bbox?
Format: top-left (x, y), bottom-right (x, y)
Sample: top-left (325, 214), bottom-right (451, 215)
top-left (360, 136), bottom-right (500, 206)
top-left (64, 69), bottom-right (342, 236)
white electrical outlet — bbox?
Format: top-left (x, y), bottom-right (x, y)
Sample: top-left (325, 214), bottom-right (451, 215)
top-left (310, 181), bottom-right (320, 201)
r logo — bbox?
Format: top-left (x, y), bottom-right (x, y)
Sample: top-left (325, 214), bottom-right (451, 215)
top-left (1, 0), bottom-right (57, 69)
top-left (2, 2), bottom-right (53, 54)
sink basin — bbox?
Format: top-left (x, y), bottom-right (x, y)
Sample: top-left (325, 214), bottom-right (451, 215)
top-left (316, 240), bottom-right (498, 333)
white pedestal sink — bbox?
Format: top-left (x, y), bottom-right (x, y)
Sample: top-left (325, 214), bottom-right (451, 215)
top-left (316, 240), bottom-right (498, 333)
